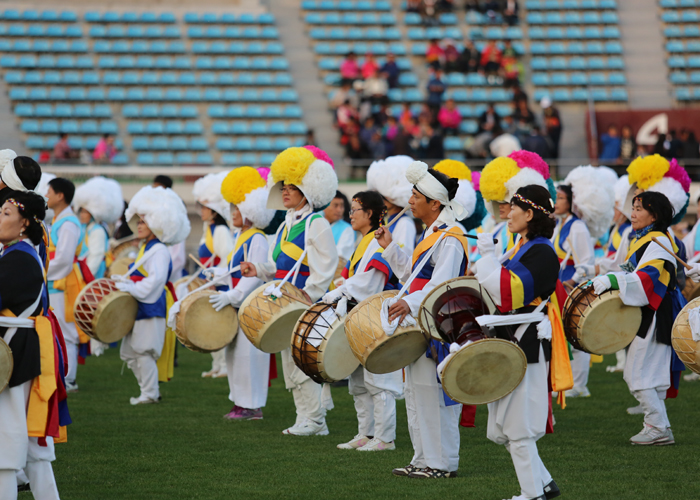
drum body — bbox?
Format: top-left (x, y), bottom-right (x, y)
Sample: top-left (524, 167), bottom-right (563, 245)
top-left (74, 278), bottom-right (138, 343)
top-left (0, 337), bottom-right (12, 394)
top-left (175, 289), bottom-right (238, 353)
top-left (671, 296), bottom-right (700, 375)
top-left (238, 281), bottom-right (310, 353)
top-left (563, 282), bottom-right (641, 355)
top-left (173, 276), bottom-right (207, 297)
top-left (682, 279), bottom-right (700, 302)
top-left (108, 240), bottom-right (138, 276)
top-left (345, 290), bottom-right (427, 374)
top-left (440, 337), bottom-right (527, 405)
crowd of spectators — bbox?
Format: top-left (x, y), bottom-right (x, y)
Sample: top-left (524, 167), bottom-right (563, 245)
top-left (49, 133), bottom-right (119, 164)
top-left (407, 0), bottom-right (519, 26)
top-left (599, 126), bottom-right (700, 164)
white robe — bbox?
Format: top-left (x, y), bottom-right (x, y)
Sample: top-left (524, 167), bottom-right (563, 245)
top-left (332, 220), bottom-right (357, 261)
top-left (84, 221), bottom-right (108, 277)
top-left (390, 214), bottom-right (417, 258)
top-left (597, 223), bottom-right (633, 275)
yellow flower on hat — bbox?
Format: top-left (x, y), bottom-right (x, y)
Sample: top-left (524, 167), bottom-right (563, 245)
top-left (433, 159), bottom-right (472, 181)
top-left (627, 154), bottom-right (669, 191)
top-left (221, 166), bottom-right (266, 205)
top-left (270, 147), bottom-right (316, 187)
top-left (480, 157), bottom-right (521, 202)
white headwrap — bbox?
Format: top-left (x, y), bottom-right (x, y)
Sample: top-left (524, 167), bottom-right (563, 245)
top-left (405, 161), bottom-right (467, 222)
top-left (0, 149), bottom-right (26, 192)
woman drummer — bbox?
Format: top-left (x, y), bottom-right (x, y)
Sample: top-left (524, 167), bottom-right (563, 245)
top-left (592, 192), bottom-right (682, 446)
top-left (240, 146), bottom-right (339, 437)
top-left (193, 172), bottom-right (234, 379)
top-left (0, 191), bottom-right (62, 499)
top-left (207, 167), bottom-right (276, 420)
top-left (322, 191), bottom-right (402, 452)
top-left (475, 185), bottom-right (564, 500)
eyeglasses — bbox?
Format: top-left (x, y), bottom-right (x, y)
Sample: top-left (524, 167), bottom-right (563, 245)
top-left (280, 185), bottom-right (300, 194)
top-left (349, 208), bottom-right (364, 216)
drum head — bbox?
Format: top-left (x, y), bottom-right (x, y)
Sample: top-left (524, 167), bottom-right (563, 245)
top-left (574, 288), bottom-right (641, 355)
top-left (0, 338), bottom-right (13, 394)
top-left (109, 257), bottom-right (134, 277)
top-left (419, 276), bottom-right (497, 342)
top-left (179, 291), bottom-right (238, 352)
top-left (683, 280), bottom-right (700, 302)
top-left (94, 292), bottom-right (138, 343)
top-left (671, 297), bottom-right (700, 375)
top-left (441, 338), bottom-right (527, 405)
top-left (321, 321), bottom-right (359, 381)
top-left (363, 328), bottom-right (427, 374)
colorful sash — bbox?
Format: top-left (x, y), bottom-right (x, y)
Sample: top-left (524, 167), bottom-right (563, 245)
top-left (607, 221), bottom-right (631, 257)
top-left (409, 225), bottom-right (470, 293)
top-left (272, 212), bottom-right (322, 287)
top-left (341, 230), bottom-right (397, 289)
top-left (81, 222), bottom-right (108, 279)
top-left (553, 215), bottom-right (579, 282)
top-left (227, 228), bottom-right (266, 288)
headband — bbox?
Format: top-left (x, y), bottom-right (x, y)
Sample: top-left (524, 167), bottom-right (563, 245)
top-left (352, 196), bottom-right (387, 226)
top-left (405, 161), bottom-right (467, 221)
top-left (6, 198), bottom-right (42, 224)
top-left (512, 193), bottom-right (552, 216)
top-left (0, 153), bottom-right (28, 193)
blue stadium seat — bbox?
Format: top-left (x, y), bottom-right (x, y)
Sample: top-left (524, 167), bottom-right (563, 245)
top-left (221, 154), bottom-right (240, 165)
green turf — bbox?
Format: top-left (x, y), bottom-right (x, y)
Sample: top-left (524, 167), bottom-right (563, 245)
top-left (39, 347), bottom-right (699, 500)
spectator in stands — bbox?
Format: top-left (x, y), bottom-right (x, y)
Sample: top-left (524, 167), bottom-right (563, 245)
top-left (53, 133), bottom-right (77, 163)
top-left (618, 125), bottom-right (636, 164)
top-left (421, 0), bottom-right (439, 25)
top-left (364, 69), bottom-right (389, 105)
top-left (425, 39), bottom-right (445, 70)
top-left (360, 116), bottom-right (379, 148)
top-left (653, 131), bottom-right (682, 159)
top-left (443, 39), bottom-right (461, 73)
top-left (438, 98), bottom-right (461, 136)
top-left (380, 53), bottom-right (400, 89)
top-left (418, 103), bottom-right (433, 126)
top-left (513, 98), bottom-right (536, 129)
top-left (522, 125), bottom-right (552, 158)
top-left (340, 52), bottom-right (360, 85)
top-left (503, 0), bottom-right (519, 26)
top-left (489, 124), bottom-right (521, 157)
top-left (405, 116), bottom-right (421, 137)
top-left (361, 53), bottom-right (379, 80)
top-left (92, 134), bottom-right (117, 163)
top-left (484, 0), bottom-right (502, 23)
top-left (399, 102), bottom-right (414, 130)
top-left (464, 0), bottom-right (479, 11)
top-left (478, 102), bottom-right (500, 133)
top-left (406, 0), bottom-right (422, 12)
top-left (369, 130), bottom-right (387, 159)
top-left (501, 114), bottom-right (517, 134)
top-left (346, 134), bottom-right (370, 160)
top-left (330, 81), bottom-right (359, 110)
top-left (426, 68), bottom-right (447, 115)
top-left (680, 128), bottom-right (700, 159)
top-left (305, 129), bottom-right (317, 147)
top-left (336, 99), bottom-right (358, 135)
top-left (599, 124), bottom-right (621, 162)
top-left (480, 40), bottom-right (502, 69)
top-left (392, 124), bottom-right (414, 156)
top-left (384, 115), bottom-right (400, 152)
top-left (457, 40), bottom-right (481, 73)
top-left (415, 123), bottom-right (444, 159)
top-left (540, 97), bottom-right (562, 159)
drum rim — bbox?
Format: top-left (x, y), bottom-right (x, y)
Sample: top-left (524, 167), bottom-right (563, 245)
top-left (440, 337), bottom-right (527, 405)
top-left (0, 337), bottom-right (13, 394)
top-left (671, 296), bottom-right (700, 375)
top-left (73, 277), bottom-right (120, 336)
top-left (176, 289), bottom-right (238, 352)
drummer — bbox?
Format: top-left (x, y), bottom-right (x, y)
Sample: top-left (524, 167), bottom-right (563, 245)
top-left (367, 156), bottom-right (416, 257)
top-left (153, 175), bottom-right (187, 282)
top-left (323, 190), bottom-right (355, 261)
top-left (193, 172), bottom-right (234, 379)
top-left (240, 146), bottom-right (339, 436)
top-left (592, 191), bottom-right (682, 446)
top-left (0, 191), bottom-right (62, 499)
top-left (322, 191), bottom-right (402, 452)
top-left (116, 186), bottom-right (190, 405)
top-left (475, 185), bottom-right (567, 500)
top-left (375, 161), bottom-right (470, 479)
top-left (207, 167), bottom-right (276, 420)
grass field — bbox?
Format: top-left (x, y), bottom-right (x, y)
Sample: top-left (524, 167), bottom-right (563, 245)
top-left (38, 346), bottom-right (700, 500)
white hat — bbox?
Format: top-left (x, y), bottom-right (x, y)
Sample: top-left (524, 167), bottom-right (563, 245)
top-left (126, 186), bottom-right (191, 245)
top-left (192, 171), bottom-right (230, 224)
top-left (366, 155), bottom-right (414, 208)
top-left (540, 96), bottom-right (552, 108)
top-left (221, 167), bottom-right (276, 230)
top-left (36, 172), bottom-right (56, 221)
top-left (73, 176), bottom-right (124, 224)
top-left (563, 165), bottom-right (615, 239)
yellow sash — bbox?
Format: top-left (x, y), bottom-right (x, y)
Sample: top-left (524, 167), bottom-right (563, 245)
top-left (204, 223), bottom-right (215, 254)
top-left (279, 224), bottom-right (308, 266)
top-left (346, 231), bottom-right (376, 279)
top-left (412, 226), bottom-right (470, 268)
top-left (226, 228), bottom-right (265, 264)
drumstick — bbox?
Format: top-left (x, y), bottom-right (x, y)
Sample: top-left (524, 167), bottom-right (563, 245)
top-left (432, 228), bottom-right (498, 244)
top-left (386, 205), bottom-right (410, 229)
top-left (243, 243), bottom-right (248, 264)
top-left (566, 237), bottom-right (580, 266)
top-left (281, 290), bottom-right (312, 307)
top-left (189, 253), bottom-right (208, 270)
top-left (651, 236), bottom-right (692, 270)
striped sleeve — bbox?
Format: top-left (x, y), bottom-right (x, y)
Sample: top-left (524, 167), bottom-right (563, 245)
top-left (494, 244), bottom-right (559, 313)
top-left (635, 258), bottom-right (673, 310)
top-left (364, 252), bottom-right (393, 285)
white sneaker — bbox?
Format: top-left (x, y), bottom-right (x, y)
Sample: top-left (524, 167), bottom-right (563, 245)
top-left (627, 404), bottom-right (644, 415)
top-left (337, 434), bottom-right (370, 449)
top-left (282, 419), bottom-right (329, 436)
top-left (201, 369), bottom-right (216, 378)
top-left (212, 370), bottom-right (227, 378)
top-left (565, 387), bottom-right (591, 398)
top-left (130, 395), bottom-right (159, 406)
top-left (65, 381), bottom-right (79, 393)
top-left (683, 372), bottom-right (700, 382)
top-left (606, 365), bottom-right (623, 373)
top-left (357, 437), bottom-right (396, 451)
top-left (630, 424), bottom-right (674, 445)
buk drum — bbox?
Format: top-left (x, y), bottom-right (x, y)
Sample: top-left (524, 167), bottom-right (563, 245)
top-left (682, 278), bottom-right (700, 302)
top-left (174, 289), bottom-right (238, 353)
top-left (73, 278), bottom-right (138, 343)
top-left (671, 297), bottom-right (700, 375)
top-left (563, 281), bottom-right (641, 355)
top-left (238, 281), bottom-right (311, 353)
top-left (344, 291), bottom-right (427, 374)
top-left (107, 239), bottom-right (138, 277)
top-left (291, 301), bottom-right (359, 384)
top-left (0, 338), bottom-right (12, 394)
top-left (173, 276), bottom-right (207, 299)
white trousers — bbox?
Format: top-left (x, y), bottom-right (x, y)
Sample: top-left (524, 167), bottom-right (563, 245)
top-left (225, 331), bottom-right (270, 410)
top-left (280, 347), bottom-right (326, 424)
top-left (348, 367), bottom-right (400, 443)
top-left (570, 348), bottom-right (590, 390)
top-left (487, 347), bottom-right (551, 499)
top-left (51, 292), bottom-right (79, 384)
top-left (0, 381), bottom-right (60, 500)
top-left (120, 317), bottom-right (165, 400)
top-left (209, 349), bottom-right (227, 374)
top-left (405, 355), bottom-right (461, 472)
top-left (632, 388), bottom-right (670, 430)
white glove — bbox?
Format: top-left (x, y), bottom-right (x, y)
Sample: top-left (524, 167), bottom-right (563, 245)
top-left (90, 338), bottom-right (107, 357)
top-left (476, 233), bottom-right (496, 257)
top-left (110, 274), bottom-right (129, 283)
top-left (209, 291), bottom-right (234, 312)
top-left (322, 288), bottom-right (344, 304)
top-left (572, 263), bottom-right (596, 283)
top-left (686, 263), bottom-right (700, 283)
top-left (115, 281), bottom-right (135, 294)
top-left (592, 275), bottom-right (612, 295)
top-left (203, 267), bottom-right (227, 280)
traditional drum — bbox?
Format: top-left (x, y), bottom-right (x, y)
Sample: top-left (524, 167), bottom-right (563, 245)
top-left (173, 276), bottom-right (207, 298)
top-left (418, 276), bottom-right (497, 342)
top-left (682, 278), bottom-right (700, 302)
top-left (671, 296), bottom-right (700, 375)
top-left (107, 239), bottom-right (138, 276)
top-left (175, 289), bottom-right (238, 353)
top-left (291, 302), bottom-right (358, 384)
top-left (0, 338), bottom-right (12, 394)
top-left (345, 290), bottom-right (427, 374)
top-left (562, 281), bottom-right (641, 355)
top-left (238, 281), bottom-right (311, 353)
top-left (73, 278), bottom-right (138, 343)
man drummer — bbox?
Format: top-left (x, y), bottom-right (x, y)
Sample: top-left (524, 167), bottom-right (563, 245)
top-left (376, 161), bottom-right (470, 478)
top-left (240, 146), bottom-right (339, 436)
top-left (324, 190), bottom-right (355, 261)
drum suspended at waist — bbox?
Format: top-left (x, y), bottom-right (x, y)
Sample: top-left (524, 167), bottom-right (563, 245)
top-left (73, 278), bottom-right (138, 344)
top-left (175, 289), bottom-right (238, 353)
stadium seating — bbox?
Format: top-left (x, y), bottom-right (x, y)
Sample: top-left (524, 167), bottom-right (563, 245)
top-left (659, 0), bottom-right (700, 100)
